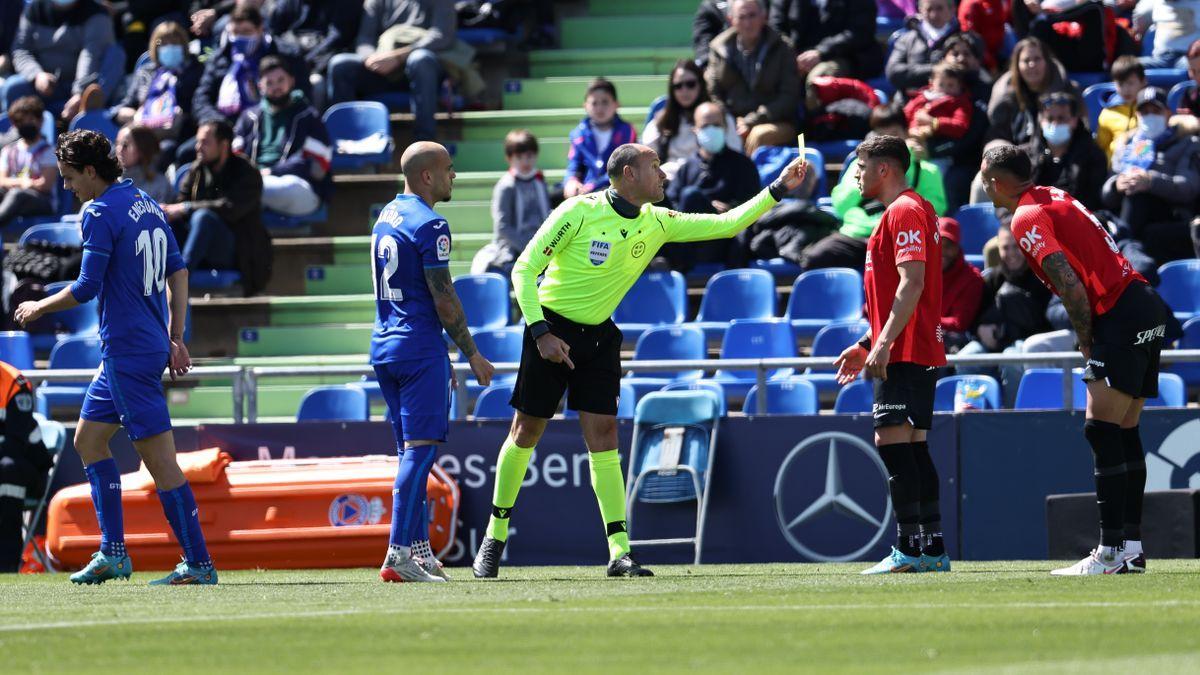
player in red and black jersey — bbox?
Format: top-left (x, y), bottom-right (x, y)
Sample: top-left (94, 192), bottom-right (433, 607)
top-left (981, 145), bottom-right (1170, 576)
top-left (833, 135), bottom-right (950, 575)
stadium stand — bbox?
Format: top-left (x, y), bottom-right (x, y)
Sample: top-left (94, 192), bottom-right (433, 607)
top-left (742, 377), bottom-right (819, 415)
top-left (296, 385), bottom-right (370, 422)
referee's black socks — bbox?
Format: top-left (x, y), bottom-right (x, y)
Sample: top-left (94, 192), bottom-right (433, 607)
top-left (1084, 419), bottom-right (1127, 548)
top-left (1121, 425), bottom-right (1147, 542)
top-left (912, 441), bottom-right (945, 557)
top-left (878, 442), bottom-right (921, 556)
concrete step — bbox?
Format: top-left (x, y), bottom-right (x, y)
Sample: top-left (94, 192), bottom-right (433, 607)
top-left (588, 0), bottom-right (700, 15)
top-left (559, 15), bottom-right (692, 49)
top-left (503, 75), bottom-right (666, 110)
top-left (446, 138), bottom-right (570, 172)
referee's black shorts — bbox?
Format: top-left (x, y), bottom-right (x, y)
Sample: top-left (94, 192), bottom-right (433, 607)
top-left (509, 308), bottom-right (623, 418)
top-left (1082, 281), bottom-right (1169, 399)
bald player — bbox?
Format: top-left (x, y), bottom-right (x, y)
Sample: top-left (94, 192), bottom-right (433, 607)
top-left (471, 143), bottom-right (807, 578)
top-left (373, 142), bottom-right (495, 583)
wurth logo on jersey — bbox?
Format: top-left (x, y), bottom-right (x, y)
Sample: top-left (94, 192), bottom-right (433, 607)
top-left (895, 229), bottom-right (923, 256)
top-left (1019, 225), bottom-right (1044, 254)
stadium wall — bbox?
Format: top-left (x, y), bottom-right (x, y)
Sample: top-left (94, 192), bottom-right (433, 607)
top-left (45, 410), bottom-right (1200, 565)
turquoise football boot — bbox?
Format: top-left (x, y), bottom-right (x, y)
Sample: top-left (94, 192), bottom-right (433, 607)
top-left (70, 551), bottom-right (133, 585)
top-left (148, 560), bottom-right (218, 586)
top-left (860, 547), bottom-right (922, 575)
top-left (920, 552), bottom-right (952, 572)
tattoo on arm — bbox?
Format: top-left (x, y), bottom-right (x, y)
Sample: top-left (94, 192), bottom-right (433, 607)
top-left (424, 267), bottom-right (478, 359)
top-left (1040, 252), bottom-right (1093, 349)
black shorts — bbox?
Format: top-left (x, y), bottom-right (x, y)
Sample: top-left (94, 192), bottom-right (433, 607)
top-left (873, 362), bottom-right (938, 430)
top-left (509, 308), bottom-right (623, 418)
top-left (1082, 281), bottom-right (1168, 399)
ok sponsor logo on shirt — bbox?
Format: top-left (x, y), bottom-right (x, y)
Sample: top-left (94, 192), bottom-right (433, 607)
top-left (895, 228), bottom-right (923, 257)
top-left (1018, 225), bottom-right (1045, 255)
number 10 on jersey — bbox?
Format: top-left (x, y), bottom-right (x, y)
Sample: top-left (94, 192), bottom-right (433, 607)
top-left (136, 228), bottom-right (169, 296)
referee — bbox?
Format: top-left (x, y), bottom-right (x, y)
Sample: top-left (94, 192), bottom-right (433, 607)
top-left (472, 143), bottom-right (807, 577)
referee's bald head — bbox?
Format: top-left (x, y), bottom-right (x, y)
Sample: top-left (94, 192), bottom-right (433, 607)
top-left (606, 143), bottom-right (666, 206)
top-left (606, 143), bottom-right (654, 184)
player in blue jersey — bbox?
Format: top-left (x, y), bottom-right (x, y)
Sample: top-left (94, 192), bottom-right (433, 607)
top-left (15, 130), bottom-right (217, 586)
top-left (373, 141), bottom-right (494, 583)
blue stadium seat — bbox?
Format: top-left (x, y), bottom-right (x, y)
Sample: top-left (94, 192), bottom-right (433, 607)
top-left (462, 326), bottom-right (523, 396)
top-left (37, 335), bottom-right (102, 410)
top-left (172, 163), bottom-right (191, 195)
top-left (68, 111), bottom-right (119, 142)
top-left (1082, 82), bottom-right (1118, 130)
top-left (1142, 25), bottom-right (1156, 57)
top-left (613, 270), bottom-right (685, 340)
top-left (1157, 259), bottom-right (1200, 322)
top-left (1173, 316), bottom-right (1200, 387)
top-left (473, 382), bottom-right (516, 419)
top-left (750, 258), bottom-right (803, 280)
top-left (563, 381), bottom-right (636, 419)
top-left (0, 331), bottom-right (34, 370)
top-left (742, 377), bottom-right (818, 415)
top-left (296, 385), bottom-right (370, 422)
top-left (190, 269), bottom-right (243, 290)
top-left (834, 378), bottom-right (873, 413)
top-left (1146, 373), bottom-right (1186, 408)
top-left (262, 204), bottom-right (329, 232)
top-left (1145, 68), bottom-right (1188, 88)
top-left (661, 380), bottom-right (729, 416)
top-left (784, 268), bottom-right (863, 339)
top-left (624, 324), bottom-right (706, 401)
top-left (1014, 368), bottom-right (1087, 410)
top-left (751, 146), bottom-right (827, 197)
top-left (712, 318), bottom-right (796, 399)
top-left (934, 374), bottom-right (1002, 412)
top-left (18, 222), bottom-right (80, 247)
top-left (458, 27), bottom-right (516, 46)
top-left (322, 101), bottom-right (393, 170)
top-left (954, 203), bottom-right (1001, 265)
top-left (810, 139), bottom-right (860, 164)
top-left (1168, 80), bottom-right (1195, 112)
top-left (644, 94), bottom-right (668, 127)
top-left (1070, 72), bottom-right (1108, 89)
top-left (454, 273), bottom-right (510, 330)
top-left (692, 268), bottom-right (776, 341)
top-left (804, 319), bottom-right (870, 394)
top-left (32, 281), bottom-right (99, 353)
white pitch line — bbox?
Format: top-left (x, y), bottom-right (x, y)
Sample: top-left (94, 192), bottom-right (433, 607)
top-left (3, 600), bottom-right (1200, 634)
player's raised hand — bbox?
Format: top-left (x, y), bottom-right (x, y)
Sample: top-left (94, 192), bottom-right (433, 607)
top-left (469, 352), bottom-right (495, 387)
top-left (778, 156), bottom-right (809, 191)
top-left (834, 343), bottom-right (867, 385)
top-left (536, 333), bottom-right (574, 369)
top-left (169, 338), bottom-right (192, 381)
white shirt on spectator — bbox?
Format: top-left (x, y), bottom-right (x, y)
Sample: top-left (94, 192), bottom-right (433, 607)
top-left (642, 112), bottom-right (742, 181)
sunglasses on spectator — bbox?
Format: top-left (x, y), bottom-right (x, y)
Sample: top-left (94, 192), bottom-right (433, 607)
top-left (1040, 93), bottom-right (1074, 109)
top-left (672, 80), bottom-right (699, 91)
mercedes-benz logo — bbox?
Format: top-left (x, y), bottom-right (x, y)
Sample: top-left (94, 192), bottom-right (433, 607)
top-left (773, 431), bottom-right (893, 562)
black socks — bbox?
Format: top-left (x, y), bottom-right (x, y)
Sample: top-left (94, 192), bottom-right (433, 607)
top-left (878, 442), bottom-right (922, 556)
top-left (1084, 419), bottom-right (1127, 548)
top-left (912, 441), bottom-right (944, 556)
top-left (1121, 425), bottom-right (1146, 541)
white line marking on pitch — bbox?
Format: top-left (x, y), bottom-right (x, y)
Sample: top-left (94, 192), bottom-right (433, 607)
top-left (4, 600), bottom-right (1200, 633)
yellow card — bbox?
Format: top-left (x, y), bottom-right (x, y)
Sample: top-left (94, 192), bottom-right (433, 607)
top-left (796, 133), bottom-right (805, 158)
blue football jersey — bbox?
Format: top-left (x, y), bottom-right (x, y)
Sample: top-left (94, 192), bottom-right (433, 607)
top-left (369, 194), bottom-right (453, 364)
top-left (79, 179), bottom-right (185, 358)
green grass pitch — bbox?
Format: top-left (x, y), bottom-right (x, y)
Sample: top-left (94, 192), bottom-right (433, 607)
top-left (3, 561), bottom-right (1200, 673)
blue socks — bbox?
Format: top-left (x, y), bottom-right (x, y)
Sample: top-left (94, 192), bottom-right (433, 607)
top-left (84, 458), bottom-right (126, 558)
top-left (157, 482), bottom-right (213, 569)
top-left (389, 445), bottom-right (437, 548)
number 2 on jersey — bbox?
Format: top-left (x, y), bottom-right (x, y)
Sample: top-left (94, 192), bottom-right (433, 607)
top-left (135, 228), bottom-right (169, 296)
top-left (372, 234), bottom-right (403, 301)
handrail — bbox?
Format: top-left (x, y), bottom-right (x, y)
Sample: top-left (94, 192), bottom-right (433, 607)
top-left (27, 365), bottom-right (246, 423)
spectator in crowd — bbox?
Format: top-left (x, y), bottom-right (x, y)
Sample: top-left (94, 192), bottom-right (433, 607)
top-left (958, 0), bottom-right (1008, 71)
top-left (770, 0), bottom-right (884, 82)
top-left (1011, 0), bottom-right (1127, 74)
top-left (268, 0), bottom-right (361, 109)
top-left (958, 222), bottom-right (1053, 406)
top-left (905, 64), bottom-right (974, 162)
top-left (193, 6), bottom-right (307, 127)
top-left (1103, 86), bottom-right (1200, 267)
top-left (643, 60), bottom-right (741, 182)
top-left (693, 0), bottom-right (732, 69)
top-left (1, 0), bottom-right (26, 75)
top-left (1172, 38), bottom-right (1200, 117)
top-left (886, 0), bottom-right (979, 98)
top-left (163, 119), bottom-right (272, 295)
top-left (0, 359), bottom-right (50, 573)
top-left (803, 108), bottom-right (947, 272)
top-left (4, 0), bottom-right (123, 120)
top-left (114, 1), bottom-right (188, 72)
top-left (1133, 0), bottom-right (1200, 70)
top-left (705, 0), bottom-right (800, 155)
top-left (986, 37), bottom-right (1078, 148)
top-left (233, 56), bottom-right (331, 217)
top-left (803, 75), bottom-right (882, 141)
top-left (473, 129), bottom-right (551, 276)
top-left (189, 0), bottom-right (239, 40)
top-left (1096, 56), bottom-right (1146, 162)
top-left (937, 216), bottom-right (985, 352)
top-left (326, 0), bottom-right (456, 142)
top-left (878, 0), bottom-right (917, 23)
top-left (115, 125), bottom-right (174, 205)
top-left (1022, 91), bottom-right (1107, 209)
top-left (0, 96), bottom-right (56, 228)
top-left (113, 21), bottom-right (204, 173)
top-left (942, 32), bottom-right (994, 103)
top-left (561, 78), bottom-right (636, 199)
top-left (660, 101), bottom-right (761, 271)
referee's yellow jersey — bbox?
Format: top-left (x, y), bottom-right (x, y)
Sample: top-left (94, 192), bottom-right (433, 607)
top-left (512, 188), bottom-right (779, 326)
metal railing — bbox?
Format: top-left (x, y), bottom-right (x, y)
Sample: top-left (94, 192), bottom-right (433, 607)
top-left (26, 352), bottom-right (1200, 422)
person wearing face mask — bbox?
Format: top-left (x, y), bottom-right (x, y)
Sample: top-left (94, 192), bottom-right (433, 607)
top-left (661, 101), bottom-right (761, 271)
top-left (1103, 86), bottom-right (1200, 267)
top-left (232, 55), bottom-right (331, 217)
top-left (1021, 91), bottom-right (1106, 210)
top-left (114, 22), bottom-right (205, 173)
top-left (886, 0), bottom-right (981, 99)
top-left (0, 96), bottom-right (57, 228)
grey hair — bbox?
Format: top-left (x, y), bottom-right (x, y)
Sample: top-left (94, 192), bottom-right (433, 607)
top-left (606, 144), bottom-right (645, 183)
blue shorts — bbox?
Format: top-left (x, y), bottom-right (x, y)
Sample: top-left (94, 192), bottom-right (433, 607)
top-left (373, 357), bottom-right (452, 444)
top-left (81, 354), bottom-right (172, 441)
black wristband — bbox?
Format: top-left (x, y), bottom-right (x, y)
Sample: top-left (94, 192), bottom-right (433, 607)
top-left (529, 320), bottom-right (552, 339)
top-left (856, 336), bottom-right (871, 351)
top-left (768, 178), bottom-right (788, 201)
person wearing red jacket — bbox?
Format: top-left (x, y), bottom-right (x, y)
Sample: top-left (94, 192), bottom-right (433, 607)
top-left (937, 216), bottom-right (984, 351)
top-left (958, 0), bottom-right (1007, 72)
top-left (905, 63), bottom-right (974, 148)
